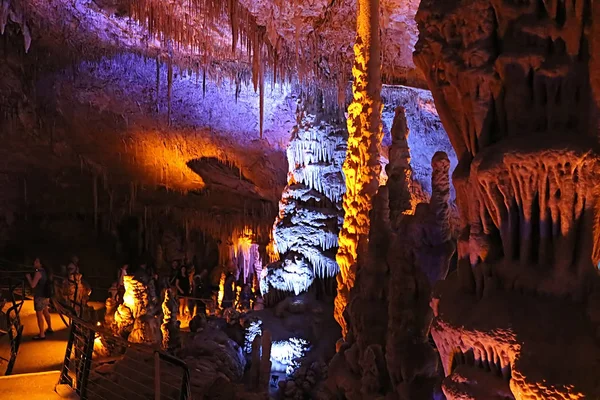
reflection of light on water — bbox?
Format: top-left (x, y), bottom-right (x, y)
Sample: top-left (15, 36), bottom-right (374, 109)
top-left (270, 337), bottom-right (310, 376)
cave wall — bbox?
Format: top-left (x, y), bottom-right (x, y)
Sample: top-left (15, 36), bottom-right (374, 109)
top-left (414, 0), bottom-right (600, 398)
top-left (0, 23), bottom-right (294, 279)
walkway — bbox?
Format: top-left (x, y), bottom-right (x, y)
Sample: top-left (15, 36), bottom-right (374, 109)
top-left (0, 299), bottom-right (71, 399)
top-left (1, 299), bottom-right (70, 374)
top-left (0, 370), bottom-right (77, 399)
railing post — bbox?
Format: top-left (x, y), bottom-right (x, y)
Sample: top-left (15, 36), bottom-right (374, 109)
top-left (78, 326), bottom-right (95, 400)
top-left (59, 321), bottom-right (75, 386)
top-left (155, 351), bottom-right (161, 400)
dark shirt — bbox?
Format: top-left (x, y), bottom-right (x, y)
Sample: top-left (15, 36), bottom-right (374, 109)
top-left (177, 273), bottom-right (190, 296)
top-left (223, 274), bottom-right (235, 300)
top-left (34, 269), bottom-right (48, 299)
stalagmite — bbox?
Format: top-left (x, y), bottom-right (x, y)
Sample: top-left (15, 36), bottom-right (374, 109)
top-left (261, 95), bottom-right (347, 296)
top-left (387, 107), bottom-right (413, 228)
top-left (259, 330), bottom-right (272, 389)
top-left (335, 0), bottom-right (383, 339)
top-left (327, 125), bottom-right (454, 398)
top-left (259, 60), bottom-right (264, 139)
top-left (161, 288), bottom-right (181, 352)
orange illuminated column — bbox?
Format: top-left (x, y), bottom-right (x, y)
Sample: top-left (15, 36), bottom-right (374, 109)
top-left (334, 0), bottom-right (383, 338)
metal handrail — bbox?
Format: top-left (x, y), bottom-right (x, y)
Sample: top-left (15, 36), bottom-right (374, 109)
top-left (53, 295), bottom-right (192, 400)
top-left (0, 275), bottom-right (25, 375)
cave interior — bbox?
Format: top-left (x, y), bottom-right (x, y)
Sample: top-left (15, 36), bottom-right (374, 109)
top-left (0, 0), bottom-right (599, 399)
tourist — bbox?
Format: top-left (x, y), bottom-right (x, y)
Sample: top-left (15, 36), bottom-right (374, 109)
top-left (137, 259), bottom-right (159, 301)
top-left (135, 260), bottom-right (151, 279)
top-left (239, 284), bottom-right (255, 311)
top-left (67, 255), bottom-right (80, 275)
top-left (192, 269), bottom-right (209, 316)
top-left (117, 263), bottom-right (129, 301)
top-left (108, 282), bottom-right (118, 300)
top-left (221, 270), bottom-right (236, 309)
top-left (175, 265), bottom-right (191, 316)
top-left (25, 257), bottom-right (53, 340)
top-left (169, 260), bottom-right (180, 286)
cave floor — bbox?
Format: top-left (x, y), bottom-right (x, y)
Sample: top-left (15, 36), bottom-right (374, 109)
top-left (0, 370), bottom-right (77, 399)
top-left (1, 300), bottom-right (70, 374)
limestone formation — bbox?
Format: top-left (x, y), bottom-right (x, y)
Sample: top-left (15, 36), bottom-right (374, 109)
top-left (327, 107), bottom-right (454, 399)
top-left (279, 361), bottom-right (329, 400)
top-left (262, 96), bottom-right (347, 297)
top-left (177, 325), bottom-right (247, 396)
top-left (112, 275), bottom-right (161, 344)
top-left (415, 0), bottom-right (600, 398)
top-left (335, 0), bottom-right (384, 338)
top-left (161, 288), bottom-right (181, 352)
top-left (259, 330), bottom-right (272, 388)
top-left (56, 272), bottom-right (91, 316)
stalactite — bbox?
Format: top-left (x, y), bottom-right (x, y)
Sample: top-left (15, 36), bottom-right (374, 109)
top-left (129, 181), bottom-right (136, 215)
top-left (259, 58), bottom-right (264, 139)
top-left (202, 67), bottom-right (206, 98)
top-left (93, 175), bottom-right (98, 231)
top-left (335, 0), bottom-right (383, 339)
top-left (167, 57), bottom-right (173, 125)
top-left (155, 56), bottom-right (160, 112)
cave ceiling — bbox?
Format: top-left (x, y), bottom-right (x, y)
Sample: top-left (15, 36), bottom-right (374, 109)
top-left (0, 0), bottom-right (423, 235)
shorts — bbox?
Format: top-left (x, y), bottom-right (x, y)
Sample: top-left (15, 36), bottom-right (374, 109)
top-left (34, 297), bottom-right (50, 312)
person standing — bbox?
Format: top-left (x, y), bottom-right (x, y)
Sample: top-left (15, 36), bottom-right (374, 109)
top-left (26, 257), bottom-right (53, 340)
top-left (117, 264), bottom-right (129, 302)
top-left (192, 269), bottom-right (209, 316)
top-left (175, 265), bottom-right (191, 316)
top-left (67, 255), bottom-right (80, 275)
top-left (221, 271), bottom-right (236, 309)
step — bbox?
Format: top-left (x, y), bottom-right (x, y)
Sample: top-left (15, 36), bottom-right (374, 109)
top-left (0, 370), bottom-right (79, 399)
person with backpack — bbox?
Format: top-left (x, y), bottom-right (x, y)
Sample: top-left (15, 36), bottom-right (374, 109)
top-left (26, 257), bottom-right (54, 340)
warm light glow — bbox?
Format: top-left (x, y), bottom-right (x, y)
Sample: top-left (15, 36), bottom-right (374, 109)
top-left (334, 0), bottom-right (383, 338)
top-left (121, 277), bottom-right (136, 312)
top-left (131, 132), bottom-right (217, 192)
top-left (235, 285), bottom-right (241, 310)
top-left (402, 197), bottom-right (419, 216)
top-left (218, 271), bottom-right (226, 309)
top-left (266, 231), bottom-right (280, 263)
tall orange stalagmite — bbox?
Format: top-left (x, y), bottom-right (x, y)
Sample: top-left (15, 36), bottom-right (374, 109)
top-left (334, 0), bottom-right (383, 338)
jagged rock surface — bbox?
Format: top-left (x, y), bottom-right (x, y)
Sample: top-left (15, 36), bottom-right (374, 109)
top-left (335, 0), bottom-right (383, 336)
top-left (161, 288), bottom-right (181, 351)
top-left (178, 325), bottom-right (247, 396)
top-left (113, 275), bottom-right (161, 344)
top-left (326, 108), bottom-right (455, 399)
top-left (415, 0), bottom-right (600, 398)
top-left (262, 101), bottom-right (347, 296)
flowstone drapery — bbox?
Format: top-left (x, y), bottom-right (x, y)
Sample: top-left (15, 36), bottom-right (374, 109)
top-left (261, 98), bottom-right (347, 297)
top-left (415, 0), bottom-right (600, 398)
top-left (112, 275), bottom-right (161, 344)
top-left (326, 107), bottom-right (454, 399)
